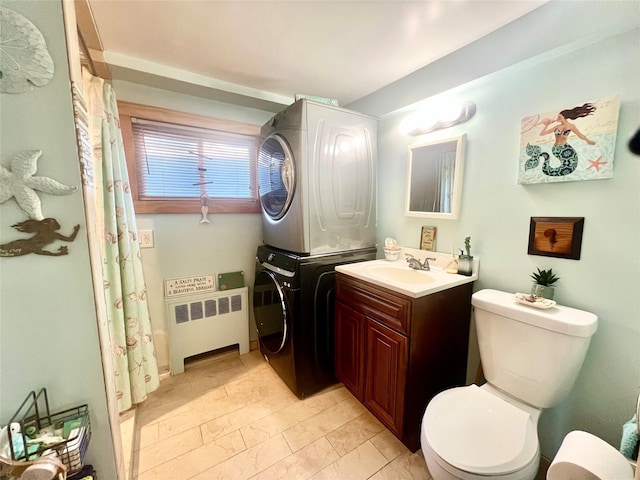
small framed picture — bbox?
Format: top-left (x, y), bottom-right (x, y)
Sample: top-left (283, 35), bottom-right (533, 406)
top-left (528, 217), bottom-right (584, 260)
top-left (420, 226), bottom-right (437, 251)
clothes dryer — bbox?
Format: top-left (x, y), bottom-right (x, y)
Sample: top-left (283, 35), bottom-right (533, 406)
top-left (253, 244), bottom-right (376, 398)
top-left (257, 99), bottom-right (377, 255)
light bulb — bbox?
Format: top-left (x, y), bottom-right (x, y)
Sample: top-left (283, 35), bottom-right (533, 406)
top-left (415, 110), bottom-right (439, 131)
top-left (439, 102), bottom-right (464, 124)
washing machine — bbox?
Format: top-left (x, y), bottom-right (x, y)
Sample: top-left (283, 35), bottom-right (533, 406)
top-left (257, 99), bottom-right (377, 255)
top-left (253, 244), bottom-right (376, 398)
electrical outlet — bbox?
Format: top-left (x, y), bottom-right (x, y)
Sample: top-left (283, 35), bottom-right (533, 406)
top-left (139, 229), bottom-right (154, 248)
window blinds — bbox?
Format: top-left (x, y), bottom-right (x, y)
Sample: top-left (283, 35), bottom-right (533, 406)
top-left (131, 117), bottom-right (257, 199)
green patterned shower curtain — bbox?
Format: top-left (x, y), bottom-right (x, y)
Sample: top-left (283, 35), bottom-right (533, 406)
top-left (82, 70), bottom-right (159, 412)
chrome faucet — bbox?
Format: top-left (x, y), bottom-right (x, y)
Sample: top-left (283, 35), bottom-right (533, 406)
top-left (405, 254), bottom-right (437, 271)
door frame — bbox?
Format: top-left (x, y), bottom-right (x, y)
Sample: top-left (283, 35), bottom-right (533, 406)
top-left (63, 1), bottom-right (125, 478)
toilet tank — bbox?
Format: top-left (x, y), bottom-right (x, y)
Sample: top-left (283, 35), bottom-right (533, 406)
top-left (472, 289), bottom-right (597, 409)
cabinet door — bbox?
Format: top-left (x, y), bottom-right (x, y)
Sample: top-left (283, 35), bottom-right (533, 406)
top-left (335, 302), bottom-right (365, 399)
top-left (364, 317), bottom-right (407, 436)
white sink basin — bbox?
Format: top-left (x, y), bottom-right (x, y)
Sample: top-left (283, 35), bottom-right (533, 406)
top-left (364, 264), bottom-right (438, 285)
top-left (336, 259), bottom-right (478, 298)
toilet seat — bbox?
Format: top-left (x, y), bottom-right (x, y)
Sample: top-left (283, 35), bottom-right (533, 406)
top-left (423, 385), bottom-right (539, 476)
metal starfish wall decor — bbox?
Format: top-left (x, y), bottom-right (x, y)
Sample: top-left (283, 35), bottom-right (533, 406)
top-left (0, 150), bottom-right (78, 220)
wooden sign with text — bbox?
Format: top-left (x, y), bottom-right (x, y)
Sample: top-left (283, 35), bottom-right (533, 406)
top-left (164, 275), bottom-right (215, 298)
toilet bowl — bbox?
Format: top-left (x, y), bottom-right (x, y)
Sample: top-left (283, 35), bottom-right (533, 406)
top-left (420, 289), bottom-right (598, 480)
top-left (420, 384), bottom-right (541, 480)
top-left (547, 430), bottom-right (634, 480)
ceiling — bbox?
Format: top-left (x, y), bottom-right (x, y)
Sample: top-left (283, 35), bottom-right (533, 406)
top-left (86, 0), bottom-right (549, 112)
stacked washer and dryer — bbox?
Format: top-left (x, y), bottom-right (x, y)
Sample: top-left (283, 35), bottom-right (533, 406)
top-left (253, 99), bottom-right (378, 398)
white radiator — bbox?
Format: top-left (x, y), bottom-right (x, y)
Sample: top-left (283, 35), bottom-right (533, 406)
top-left (165, 287), bottom-right (249, 374)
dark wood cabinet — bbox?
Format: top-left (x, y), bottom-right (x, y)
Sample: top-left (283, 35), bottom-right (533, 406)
top-left (364, 317), bottom-right (407, 435)
top-left (335, 272), bottom-right (473, 452)
top-left (334, 302), bottom-right (365, 398)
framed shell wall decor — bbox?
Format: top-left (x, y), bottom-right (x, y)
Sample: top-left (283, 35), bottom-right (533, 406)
top-left (0, 7), bottom-right (55, 94)
top-left (527, 216), bottom-right (584, 260)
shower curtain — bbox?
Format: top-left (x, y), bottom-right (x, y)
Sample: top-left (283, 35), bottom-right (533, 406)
top-left (82, 69), bottom-right (159, 412)
top-left (434, 150), bottom-right (456, 213)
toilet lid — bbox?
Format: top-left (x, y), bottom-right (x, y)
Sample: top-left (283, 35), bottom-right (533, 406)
top-left (424, 385), bottom-right (538, 475)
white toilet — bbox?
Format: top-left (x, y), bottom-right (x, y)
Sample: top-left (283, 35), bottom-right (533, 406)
top-left (420, 288), bottom-right (598, 480)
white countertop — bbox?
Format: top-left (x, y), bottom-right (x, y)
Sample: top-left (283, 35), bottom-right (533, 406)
top-left (336, 258), bottom-right (478, 298)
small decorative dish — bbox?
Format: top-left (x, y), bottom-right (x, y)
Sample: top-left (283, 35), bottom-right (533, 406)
top-left (514, 293), bottom-right (556, 309)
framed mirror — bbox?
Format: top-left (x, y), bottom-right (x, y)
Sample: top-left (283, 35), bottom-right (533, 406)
top-left (405, 134), bottom-right (465, 219)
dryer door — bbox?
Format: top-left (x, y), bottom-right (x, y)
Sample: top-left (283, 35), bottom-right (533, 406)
top-left (258, 134), bottom-right (296, 220)
top-left (253, 270), bottom-right (289, 354)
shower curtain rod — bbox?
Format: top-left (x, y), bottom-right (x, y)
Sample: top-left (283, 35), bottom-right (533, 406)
top-left (74, 0), bottom-right (111, 81)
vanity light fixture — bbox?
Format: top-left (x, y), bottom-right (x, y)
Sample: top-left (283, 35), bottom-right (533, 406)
top-left (400, 101), bottom-right (476, 136)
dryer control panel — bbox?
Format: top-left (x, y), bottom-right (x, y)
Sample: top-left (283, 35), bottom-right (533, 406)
top-left (256, 245), bottom-right (297, 278)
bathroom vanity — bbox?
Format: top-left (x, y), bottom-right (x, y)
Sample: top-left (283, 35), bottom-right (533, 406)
top-left (334, 259), bottom-right (476, 451)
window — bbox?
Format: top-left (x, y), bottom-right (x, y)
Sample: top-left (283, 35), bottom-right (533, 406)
top-left (119, 102), bottom-right (261, 214)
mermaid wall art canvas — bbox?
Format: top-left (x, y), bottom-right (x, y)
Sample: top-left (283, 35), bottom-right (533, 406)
top-left (518, 95), bottom-right (620, 184)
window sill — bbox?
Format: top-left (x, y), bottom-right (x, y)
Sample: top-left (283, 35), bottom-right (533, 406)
top-left (133, 198), bottom-right (261, 214)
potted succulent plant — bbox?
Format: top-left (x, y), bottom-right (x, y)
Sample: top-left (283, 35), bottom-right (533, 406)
top-left (530, 267), bottom-right (559, 300)
top-left (458, 236), bottom-right (473, 276)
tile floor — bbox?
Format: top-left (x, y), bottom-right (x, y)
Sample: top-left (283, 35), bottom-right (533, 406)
top-left (126, 348), bottom-right (433, 480)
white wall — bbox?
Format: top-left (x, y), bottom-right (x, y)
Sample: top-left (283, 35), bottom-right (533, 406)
top-left (0, 1), bottom-right (116, 476)
top-left (112, 80), bottom-right (272, 368)
top-left (363, 20), bottom-right (640, 460)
